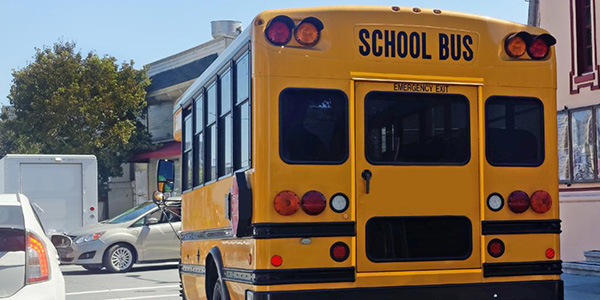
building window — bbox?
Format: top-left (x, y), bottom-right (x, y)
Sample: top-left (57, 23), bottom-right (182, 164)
top-left (559, 106), bottom-right (600, 183)
top-left (234, 52), bottom-right (251, 170)
top-left (218, 68), bottom-right (233, 177)
top-left (570, 0), bottom-right (599, 92)
top-left (558, 112), bottom-right (571, 182)
top-left (182, 106), bottom-right (193, 191)
top-left (571, 109), bottom-right (595, 181)
top-left (576, 0), bottom-right (594, 74)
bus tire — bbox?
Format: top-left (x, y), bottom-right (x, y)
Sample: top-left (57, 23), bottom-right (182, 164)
top-left (212, 281), bottom-right (223, 300)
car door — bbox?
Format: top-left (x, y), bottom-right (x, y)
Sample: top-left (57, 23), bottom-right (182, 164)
top-left (0, 205), bottom-right (26, 298)
top-left (139, 209), bottom-right (181, 261)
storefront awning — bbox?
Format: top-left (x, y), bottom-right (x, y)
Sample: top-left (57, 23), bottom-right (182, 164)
top-left (130, 141), bottom-right (181, 162)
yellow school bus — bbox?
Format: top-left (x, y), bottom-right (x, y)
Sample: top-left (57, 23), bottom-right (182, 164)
top-left (160, 6), bottom-right (562, 300)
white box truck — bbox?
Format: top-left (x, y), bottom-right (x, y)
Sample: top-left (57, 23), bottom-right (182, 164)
top-left (0, 154), bottom-right (98, 235)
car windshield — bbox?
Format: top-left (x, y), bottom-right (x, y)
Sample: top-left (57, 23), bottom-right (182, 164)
top-left (106, 202), bottom-right (156, 224)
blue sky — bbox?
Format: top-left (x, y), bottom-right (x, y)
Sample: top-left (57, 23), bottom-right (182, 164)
top-left (0, 0), bottom-right (530, 105)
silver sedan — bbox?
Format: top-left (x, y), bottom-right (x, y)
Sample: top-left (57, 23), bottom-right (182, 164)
top-left (53, 200), bottom-right (181, 272)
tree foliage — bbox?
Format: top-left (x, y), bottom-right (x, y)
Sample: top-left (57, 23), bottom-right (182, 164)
top-left (2, 41), bottom-right (152, 195)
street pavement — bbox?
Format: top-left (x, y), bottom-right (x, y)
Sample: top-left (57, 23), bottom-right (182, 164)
top-left (61, 263), bottom-right (600, 300)
top-left (564, 273), bottom-right (600, 300)
top-left (61, 263), bottom-right (180, 300)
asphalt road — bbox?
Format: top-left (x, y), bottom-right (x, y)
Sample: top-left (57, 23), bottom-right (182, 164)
top-left (61, 263), bottom-right (181, 300)
top-left (61, 263), bottom-right (600, 300)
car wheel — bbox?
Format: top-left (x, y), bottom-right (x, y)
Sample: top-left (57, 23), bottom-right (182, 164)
top-left (103, 244), bottom-right (135, 273)
top-left (82, 264), bottom-right (103, 271)
top-left (212, 281), bottom-right (223, 300)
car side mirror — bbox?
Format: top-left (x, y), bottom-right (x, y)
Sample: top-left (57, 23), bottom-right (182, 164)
top-left (146, 217), bottom-right (159, 225)
top-left (157, 159), bottom-right (175, 193)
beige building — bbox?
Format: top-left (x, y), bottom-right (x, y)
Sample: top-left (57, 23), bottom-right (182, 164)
top-left (538, 0), bottom-right (600, 262)
top-left (106, 21), bottom-right (241, 218)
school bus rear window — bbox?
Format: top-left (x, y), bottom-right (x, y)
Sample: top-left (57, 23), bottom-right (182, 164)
top-left (279, 88), bottom-right (348, 164)
top-left (366, 216), bottom-right (472, 262)
top-left (485, 97), bottom-right (544, 166)
top-left (365, 91), bottom-right (470, 165)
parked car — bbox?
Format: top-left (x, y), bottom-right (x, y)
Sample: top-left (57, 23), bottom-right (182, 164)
top-left (0, 194), bottom-right (65, 300)
top-left (53, 200), bottom-right (181, 273)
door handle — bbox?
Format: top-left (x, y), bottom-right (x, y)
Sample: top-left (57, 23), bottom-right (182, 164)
top-left (361, 170), bottom-right (372, 194)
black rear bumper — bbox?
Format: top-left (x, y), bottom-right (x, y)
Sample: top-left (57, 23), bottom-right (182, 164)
top-left (246, 280), bottom-right (563, 300)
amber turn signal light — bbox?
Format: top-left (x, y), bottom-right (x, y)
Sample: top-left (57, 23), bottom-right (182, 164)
top-left (274, 190), bottom-right (300, 216)
top-left (505, 32), bottom-right (529, 58)
top-left (294, 17), bottom-right (324, 46)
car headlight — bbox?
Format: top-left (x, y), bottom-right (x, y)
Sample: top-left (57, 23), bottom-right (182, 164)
top-left (75, 232), bottom-right (105, 244)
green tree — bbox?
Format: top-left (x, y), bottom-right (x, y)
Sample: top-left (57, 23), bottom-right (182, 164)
top-left (3, 41), bottom-right (153, 198)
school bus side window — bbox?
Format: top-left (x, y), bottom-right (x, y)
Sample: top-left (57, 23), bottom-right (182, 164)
top-left (219, 68), bottom-right (233, 177)
top-left (234, 52), bottom-right (251, 170)
top-left (206, 82), bottom-right (218, 181)
top-left (194, 93), bottom-right (204, 186)
top-left (279, 88), bottom-right (348, 164)
top-left (485, 97), bottom-right (544, 166)
top-left (182, 106), bottom-right (193, 191)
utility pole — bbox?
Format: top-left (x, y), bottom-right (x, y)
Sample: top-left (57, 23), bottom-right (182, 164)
top-left (528, 0), bottom-right (541, 27)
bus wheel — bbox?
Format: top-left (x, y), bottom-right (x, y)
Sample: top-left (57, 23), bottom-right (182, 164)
top-left (212, 281), bottom-right (223, 300)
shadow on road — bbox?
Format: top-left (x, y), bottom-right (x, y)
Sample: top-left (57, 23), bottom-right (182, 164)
top-left (61, 263), bottom-right (178, 276)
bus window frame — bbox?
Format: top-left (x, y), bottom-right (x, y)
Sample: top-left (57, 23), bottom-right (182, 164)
top-left (363, 91), bottom-right (472, 166)
top-left (181, 46), bottom-right (253, 194)
top-left (484, 96), bottom-right (545, 167)
top-left (218, 62), bottom-right (234, 180)
top-left (182, 106), bottom-right (194, 192)
top-left (233, 49), bottom-right (252, 172)
top-left (193, 91), bottom-right (205, 188)
top-left (278, 87), bottom-right (349, 165)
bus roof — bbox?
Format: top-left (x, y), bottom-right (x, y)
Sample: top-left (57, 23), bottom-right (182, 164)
top-left (174, 6), bottom-right (548, 111)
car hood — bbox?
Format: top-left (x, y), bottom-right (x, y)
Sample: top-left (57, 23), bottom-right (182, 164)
top-left (67, 222), bottom-right (129, 237)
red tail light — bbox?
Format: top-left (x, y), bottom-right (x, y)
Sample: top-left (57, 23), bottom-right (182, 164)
top-left (301, 191), bottom-right (326, 215)
top-left (546, 248), bottom-right (556, 259)
top-left (27, 233), bottom-right (49, 283)
top-left (530, 190), bottom-right (552, 213)
top-left (528, 38), bottom-right (549, 59)
top-left (528, 34), bottom-right (556, 60)
top-left (508, 190), bottom-right (530, 213)
top-left (271, 255), bottom-right (283, 267)
top-left (265, 15), bottom-right (294, 46)
top-left (330, 242), bottom-right (349, 262)
top-left (488, 239), bottom-right (505, 258)
top-left (274, 191), bottom-right (300, 216)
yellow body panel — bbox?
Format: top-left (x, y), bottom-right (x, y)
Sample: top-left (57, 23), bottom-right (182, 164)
top-left (177, 6), bottom-right (559, 300)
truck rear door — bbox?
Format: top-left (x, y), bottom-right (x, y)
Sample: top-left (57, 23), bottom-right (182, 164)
top-left (354, 80), bottom-right (481, 272)
top-left (20, 163), bottom-right (83, 234)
